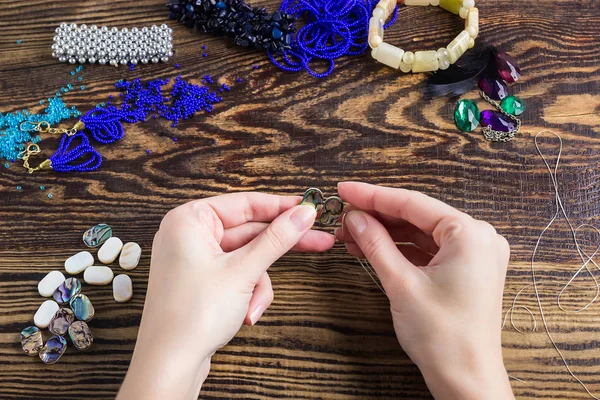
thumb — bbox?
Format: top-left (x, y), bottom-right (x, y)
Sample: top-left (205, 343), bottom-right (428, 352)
top-left (344, 210), bottom-right (420, 288)
top-left (231, 204), bottom-right (317, 281)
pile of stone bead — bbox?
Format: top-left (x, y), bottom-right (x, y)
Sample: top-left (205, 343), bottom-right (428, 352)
top-left (52, 23), bottom-right (173, 66)
top-left (20, 223), bottom-right (140, 364)
top-left (369, 0), bottom-right (479, 73)
top-left (167, 0), bottom-right (295, 53)
top-left (454, 51), bottom-right (524, 142)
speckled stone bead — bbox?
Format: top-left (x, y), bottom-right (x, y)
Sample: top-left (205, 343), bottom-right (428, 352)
top-left (69, 321), bottom-right (93, 350)
top-left (20, 326), bottom-right (44, 356)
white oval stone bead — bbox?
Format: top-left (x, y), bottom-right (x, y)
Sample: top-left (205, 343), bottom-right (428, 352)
top-left (119, 242), bottom-right (142, 270)
top-left (447, 30), bottom-right (471, 64)
top-left (412, 50), bottom-right (439, 73)
top-left (373, 42), bottom-right (404, 69)
top-left (38, 271), bottom-right (66, 297)
top-left (34, 300), bottom-right (60, 328)
top-left (113, 274), bottom-right (133, 303)
top-left (64, 251), bottom-right (94, 275)
top-left (84, 266), bottom-right (114, 285)
top-left (98, 237), bottom-right (123, 264)
top-left (399, 61), bottom-right (412, 73)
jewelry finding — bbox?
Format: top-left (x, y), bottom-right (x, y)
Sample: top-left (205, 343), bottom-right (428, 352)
top-left (301, 188), bottom-right (344, 226)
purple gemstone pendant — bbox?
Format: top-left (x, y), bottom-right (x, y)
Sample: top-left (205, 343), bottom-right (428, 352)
top-left (480, 110), bottom-right (517, 132)
top-left (478, 74), bottom-right (509, 100)
top-left (495, 52), bottom-right (521, 83)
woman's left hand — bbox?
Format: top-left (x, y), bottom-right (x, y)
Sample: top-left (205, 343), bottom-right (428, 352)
top-left (118, 193), bottom-right (334, 400)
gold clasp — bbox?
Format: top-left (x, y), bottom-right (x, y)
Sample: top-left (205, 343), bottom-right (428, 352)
top-left (19, 120), bottom-right (84, 136)
top-left (17, 143), bottom-right (52, 174)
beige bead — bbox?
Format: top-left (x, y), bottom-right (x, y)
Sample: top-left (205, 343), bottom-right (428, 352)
top-left (459, 7), bottom-right (468, 18)
top-left (373, 7), bottom-right (385, 19)
top-left (84, 266), bottom-right (115, 285)
top-left (439, 58), bottom-right (450, 70)
top-left (98, 236), bottom-right (123, 264)
top-left (119, 242), bottom-right (141, 270)
top-left (469, 37), bottom-right (475, 48)
top-left (374, 42), bottom-right (405, 69)
top-left (462, 0), bottom-right (475, 8)
top-left (402, 51), bottom-right (415, 64)
top-left (412, 50), bottom-right (439, 73)
top-left (405, 0), bottom-right (430, 5)
top-left (369, 17), bottom-right (384, 49)
top-left (369, 35), bottom-right (383, 49)
top-left (387, 0), bottom-right (396, 14)
top-left (399, 61), bottom-right (412, 73)
top-left (447, 30), bottom-right (470, 63)
top-left (65, 251), bottom-right (94, 275)
top-left (430, 0), bottom-right (440, 5)
top-left (465, 7), bottom-right (479, 38)
top-left (113, 274), bottom-right (133, 303)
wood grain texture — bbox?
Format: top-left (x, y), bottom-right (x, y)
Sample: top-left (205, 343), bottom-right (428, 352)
top-left (1, 0), bottom-right (600, 398)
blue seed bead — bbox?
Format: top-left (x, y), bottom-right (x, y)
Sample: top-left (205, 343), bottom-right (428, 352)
top-left (48, 193), bottom-right (53, 199)
top-left (40, 186), bottom-right (45, 191)
top-left (202, 53), bottom-right (207, 57)
top-left (71, 71), bottom-right (76, 75)
top-left (216, 1), bottom-right (226, 9)
top-left (16, 39), bottom-right (22, 44)
top-left (39, 100), bottom-right (44, 105)
top-left (78, 76), bottom-right (82, 81)
top-left (81, 85), bottom-right (85, 90)
top-left (4, 163), bottom-right (9, 168)
top-left (146, 149), bottom-right (151, 154)
top-left (201, 45), bottom-right (207, 50)
top-left (16, 185), bottom-right (22, 190)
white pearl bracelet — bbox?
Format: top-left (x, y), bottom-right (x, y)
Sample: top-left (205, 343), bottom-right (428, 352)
top-left (369, 0), bottom-right (479, 73)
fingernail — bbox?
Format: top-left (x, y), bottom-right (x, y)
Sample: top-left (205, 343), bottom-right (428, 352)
top-left (345, 211), bottom-right (368, 234)
top-left (290, 205), bottom-right (317, 231)
top-left (249, 305), bottom-right (265, 326)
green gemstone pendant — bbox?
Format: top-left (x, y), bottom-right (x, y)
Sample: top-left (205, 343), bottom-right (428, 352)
top-left (454, 100), bottom-right (480, 132)
top-left (500, 95), bottom-right (525, 116)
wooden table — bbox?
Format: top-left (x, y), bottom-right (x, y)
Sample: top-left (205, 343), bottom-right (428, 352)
top-left (1, 0), bottom-right (599, 398)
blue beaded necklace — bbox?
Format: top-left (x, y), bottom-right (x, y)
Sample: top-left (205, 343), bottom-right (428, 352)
top-left (268, 0), bottom-right (398, 78)
top-left (18, 77), bottom-right (222, 173)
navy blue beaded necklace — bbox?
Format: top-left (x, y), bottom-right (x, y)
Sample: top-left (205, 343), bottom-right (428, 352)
top-left (18, 77), bottom-right (222, 173)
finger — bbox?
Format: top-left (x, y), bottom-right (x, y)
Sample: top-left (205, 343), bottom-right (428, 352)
top-left (221, 222), bottom-right (335, 252)
top-left (344, 210), bottom-right (421, 286)
top-left (346, 243), bottom-right (434, 266)
top-left (337, 223), bottom-right (439, 255)
top-left (338, 181), bottom-right (466, 245)
top-left (231, 205), bottom-right (317, 281)
top-left (193, 192), bottom-right (303, 229)
top-left (244, 272), bottom-right (273, 326)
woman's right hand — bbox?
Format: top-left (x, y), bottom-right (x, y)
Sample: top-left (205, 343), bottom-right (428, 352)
top-left (336, 182), bottom-right (515, 400)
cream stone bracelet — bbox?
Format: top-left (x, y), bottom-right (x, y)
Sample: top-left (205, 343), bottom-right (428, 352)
top-left (369, 0), bottom-right (479, 73)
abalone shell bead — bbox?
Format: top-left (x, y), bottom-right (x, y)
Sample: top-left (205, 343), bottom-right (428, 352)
top-left (69, 321), bottom-right (93, 350)
top-left (53, 277), bottom-right (82, 304)
top-left (20, 326), bottom-right (43, 356)
top-left (70, 294), bottom-right (95, 322)
top-left (48, 308), bottom-right (75, 336)
top-left (39, 335), bottom-right (67, 364)
top-left (447, 30), bottom-right (470, 64)
top-left (373, 42), bottom-right (405, 69)
top-left (412, 50), bottom-right (439, 73)
top-left (83, 223), bottom-right (112, 248)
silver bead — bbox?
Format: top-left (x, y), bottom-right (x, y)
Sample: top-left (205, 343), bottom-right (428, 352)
top-left (111, 27), bottom-right (118, 33)
top-left (130, 59), bottom-right (138, 65)
top-left (59, 56), bottom-right (67, 62)
top-left (80, 24), bottom-right (87, 30)
top-left (70, 23), bottom-right (77, 29)
top-left (99, 58), bottom-right (107, 65)
top-left (78, 57), bottom-right (86, 64)
top-left (121, 27), bottom-right (128, 33)
top-left (167, 50), bottom-right (173, 57)
top-left (160, 24), bottom-right (168, 30)
top-left (69, 58), bottom-right (77, 64)
top-left (98, 50), bottom-right (106, 57)
top-left (109, 51), bottom-right (117, 58)
top-left (52, 52), bottom-right (58, 58)
top-left (88, 57), bottom-right (96, 64)
top-left (101, 26), bottom-right (108, 32)
top-left (151, 25), bottom-right (157, 31)
top-left (167, 28), bottom-right (173, 34)
top-left (151, 57), bottom-right (158, 63)
top-left (141, 27), bottom-right (148, 33)
top-left (120, 59), bottom-right (128, 65)
top-left (60, 22), bottom-right (67, 29)
top-left (110, 59), bottom-right (118, 66)
top-left (52, 43), bottom-right (58, 50)
top-left (67, 48), bottom-right (75, 56)
top-left (90, 24), bottom-right (97, 30)
top-left (140, 58), bottom-right (149, 64)
top-left (160, 56), bottom-right (168, 62)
